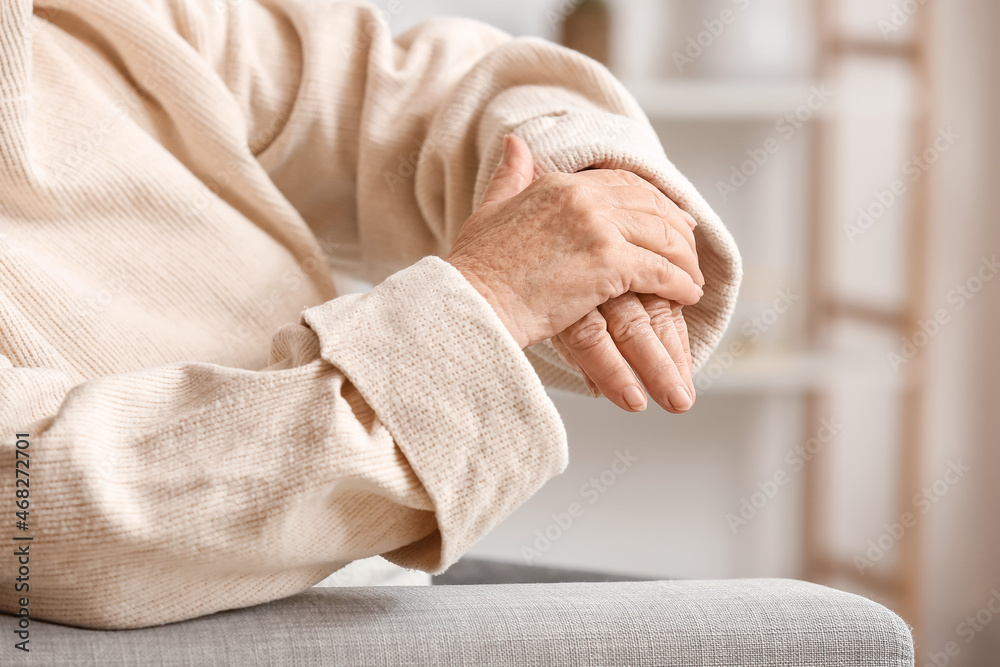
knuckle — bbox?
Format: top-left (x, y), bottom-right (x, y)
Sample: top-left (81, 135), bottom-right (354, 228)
top-left (661, 223), bottom-right (680, 251)
top-left (607, 311), bottom-right (653, 344)
top-left (645, 358), bottom-right (679, 394)
top-left (563, 316), bottom-right (609, 351)
top-left (650, 190), bottom-right (669, 217)
top-left (579, 208), bottom-right (608, 236)
top-left (537, 171), bottom-right (568, 188)
top-left (564, 183), bottom-right (592, 215)
top-left (591, 234), bottom-right (619, 265)
top-left (551, 172), bottom-right (579, 195)
top-left (659, 260), bottom-right (675, 284)
top-left (641, 296), bottom-right (674, 319)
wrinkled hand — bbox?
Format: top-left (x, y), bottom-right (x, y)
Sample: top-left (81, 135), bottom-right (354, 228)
top-left (527, 166), bottom-right (702, 414)
top-left (553, 179), bottom-right (703, 414)
top-left (446, 135), bottom-right (703, 350)
top-left (447, 134), bottom-right (703, 415)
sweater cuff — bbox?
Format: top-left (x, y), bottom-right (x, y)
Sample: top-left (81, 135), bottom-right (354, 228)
top-left (300, 255), bottom-right (568, 572)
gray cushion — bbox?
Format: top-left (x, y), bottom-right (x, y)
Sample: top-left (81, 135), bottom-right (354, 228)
top-left (432, 557), bottom-right (650, 585)
top-left (2, 579), bottom-right (913, 666)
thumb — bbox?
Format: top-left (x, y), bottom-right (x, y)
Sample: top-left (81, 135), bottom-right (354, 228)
top-left (480, 134), bottom-right (535, 205)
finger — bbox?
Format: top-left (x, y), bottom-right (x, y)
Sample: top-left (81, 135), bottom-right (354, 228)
top-left (639, 295), bottom-right (695, 406)
top-left (598, 294), bottom-right (693, 413)
top-left (679, 207), bottom-right (699, 231)
top-left (585, 170), bottom-right (696, 240)
top-left (610, 209), bottom-right (703, 287)
top-left (671, 302), bottom-right (695, 401)
top-left (573, 170), bottom-right (700, 268)
top-left (607, 185), bottom-right (699, 262)
top-left (558, 309), bottom-right (648, 412)
top-left (638, 295), bottom-right (693, 393)
top-left (550, 334), bottom-right (579, 371)
top-left (481, 134), bottom-right (535, 205)
top-left (619, 244), bottom-right (703, 306)
top-left (552, 334), bottom-right (602, 398)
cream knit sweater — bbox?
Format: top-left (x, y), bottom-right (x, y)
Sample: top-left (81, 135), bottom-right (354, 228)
top-left (0, 0), bottom-right (741, 629)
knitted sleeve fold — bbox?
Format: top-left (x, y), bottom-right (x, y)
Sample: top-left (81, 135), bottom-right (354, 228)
top-left (0, 258), bottom-right (566, 630)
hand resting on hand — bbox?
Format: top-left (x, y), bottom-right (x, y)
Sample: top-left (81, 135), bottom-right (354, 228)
top-left (447, 134), bottom-right (703, 414)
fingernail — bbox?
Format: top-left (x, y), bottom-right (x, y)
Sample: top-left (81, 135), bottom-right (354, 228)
top-left (668, 385), bottom-right (693, 412)
top-left (623, 385), bottom-right (647, 411)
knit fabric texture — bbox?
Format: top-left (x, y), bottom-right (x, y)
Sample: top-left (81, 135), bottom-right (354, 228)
top-left (0, 0), bottom-right (741, 629)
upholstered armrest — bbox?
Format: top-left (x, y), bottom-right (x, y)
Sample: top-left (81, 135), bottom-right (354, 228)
top-left (5, 579), bottom-right (913, 666)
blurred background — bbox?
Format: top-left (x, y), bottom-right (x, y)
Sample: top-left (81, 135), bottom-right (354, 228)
top-left (345, 1), bottom-right (999, 663)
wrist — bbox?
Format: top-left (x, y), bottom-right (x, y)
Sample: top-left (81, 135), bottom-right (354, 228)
top-left (446, 257), bottom-right (528, 349)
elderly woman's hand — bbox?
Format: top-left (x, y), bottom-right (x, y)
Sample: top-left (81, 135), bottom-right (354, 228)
top-left (447, 134), bottom-right (702, 350)
top-left (447, 135), bottom-right (703, 412)
top-left (552, 179), bottom-right (703, 414)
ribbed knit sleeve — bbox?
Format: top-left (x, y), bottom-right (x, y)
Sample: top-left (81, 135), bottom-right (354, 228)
top-left (0, 258), bottom-right (566, 629)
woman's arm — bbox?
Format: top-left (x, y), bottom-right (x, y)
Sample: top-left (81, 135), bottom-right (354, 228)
top-left (138, 0), bottom-right (742, 386)
top-left (0, 259), bottom-right (566, 630)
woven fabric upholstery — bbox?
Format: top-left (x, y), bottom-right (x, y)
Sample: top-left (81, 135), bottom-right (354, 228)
top-left (2, 579), bottom-right (912, 666)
